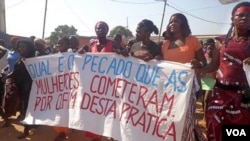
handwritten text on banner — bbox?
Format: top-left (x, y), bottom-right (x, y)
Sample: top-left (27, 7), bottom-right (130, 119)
top-left (23, 52), bottom-right (194, 141)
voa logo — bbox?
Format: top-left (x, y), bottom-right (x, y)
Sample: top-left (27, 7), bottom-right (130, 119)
top-left (226, 129), bottom-right (246, 136)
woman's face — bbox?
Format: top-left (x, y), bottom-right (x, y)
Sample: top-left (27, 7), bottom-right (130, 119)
top-left (203, 43), bottom-right (215, 56)
top-left (17, 42), bottom-right (28, 57)
top-left (57, 38), bottom-right (69, 53)
top-left (168, 16), bottom-right (181, 34)
top-left (232, 8), bottom-right (250, 30)
top-left (135, 25), bottom-right (147, 41)
top-left (95, 23), bottom-right (108, 37)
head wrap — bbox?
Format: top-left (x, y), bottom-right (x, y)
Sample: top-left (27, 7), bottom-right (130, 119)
top-left (234, 6), bottom-right (250, 15)
top-left (95, 21), bottom-right (109, 33)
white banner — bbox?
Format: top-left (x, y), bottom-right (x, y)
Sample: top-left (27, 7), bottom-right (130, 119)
top-left (243, 64), bottom-right (250, 86)
top-left (23, 52), bottom-right (194, 141)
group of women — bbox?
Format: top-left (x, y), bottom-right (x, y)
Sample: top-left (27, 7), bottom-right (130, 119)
top-left (88, 2), bottom-right (250, 141)
top-left (67, 17), bottom-right (205, 141)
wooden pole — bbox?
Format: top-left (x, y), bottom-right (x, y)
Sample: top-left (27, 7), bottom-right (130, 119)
top-left (158, 0), bottom-right (167, 42)
top-left (42, 0), bottom-right (48, 39)
top-left (0, 0), bottom-right (6, 33)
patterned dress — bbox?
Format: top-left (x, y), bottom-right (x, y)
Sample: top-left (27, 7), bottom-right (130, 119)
top-left (2, 50), bottom-right (21, 117)
top-left (3, 78), bottom-right (20, 117)
top-left (206, 37), bottom-right (250, 141)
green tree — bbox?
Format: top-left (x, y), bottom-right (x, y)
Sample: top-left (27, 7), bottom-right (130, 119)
top-left (109, 26), bottom-right (134, 38)
top-left (49, 25), bottom-right (78, 45)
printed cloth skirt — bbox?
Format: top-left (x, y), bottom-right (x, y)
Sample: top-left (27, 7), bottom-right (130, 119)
top-left (181, 90), bottom-right (207, 141)
top-left (181, 77), bottom-right (207, 141)
top-left (3, 78), bottom-right (20, 117)
top-left (206, 86), bottom-right (250, 141)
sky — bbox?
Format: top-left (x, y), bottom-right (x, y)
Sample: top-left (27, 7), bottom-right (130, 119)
top-left (4, 0), bottom-right (244, 39)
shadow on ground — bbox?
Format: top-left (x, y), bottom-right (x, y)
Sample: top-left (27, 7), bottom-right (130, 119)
top-left (0, 102), bottom-right (207, 141)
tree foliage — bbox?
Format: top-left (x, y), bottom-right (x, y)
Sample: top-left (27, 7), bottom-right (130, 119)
top-left (109, 26), bottom-right (134, 38)
top-left (49, 25), bottom-right (78, 45)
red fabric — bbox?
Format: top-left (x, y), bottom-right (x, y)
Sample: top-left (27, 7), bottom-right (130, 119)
top-left (217, 38), bottom-right (250, 86)
top-left (206, 87), bottom-right (250, 141)
top-left (54, 127), bottom-right (70, 133)
top-left (85, 132), bottom-right (101, 139)
top-left (206, 37), bottom-right (250, 141)
top-left (90, 40), bottom-right (114, 52)
top-left (234, 6), bottom-right (250, 15)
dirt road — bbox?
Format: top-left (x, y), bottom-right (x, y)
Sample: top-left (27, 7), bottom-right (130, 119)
top-left (0, 115), bottom-right (92, 141)
top-left (0, 102), bottom-right (206, 141)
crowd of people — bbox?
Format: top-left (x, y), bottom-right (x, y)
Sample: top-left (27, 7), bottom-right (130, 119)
top-left (0, 1), bottom-right (250, 141)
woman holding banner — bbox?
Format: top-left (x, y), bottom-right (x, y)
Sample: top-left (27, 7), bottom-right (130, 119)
top-left (197, 2), bottom-right (250, 141)
top-left (6, 39), bottom-right (36, 139)
top-left (86, 21), bottom-right (128, 56)
top-left (129, 19), bottom-right (162, 61)
top-left (1, 37), bottom-right (21, 127)
top-left (79, 21), bottom-right (128, 141)
top-left (53, 36), bottom-right (72, 141)
top-left (161, 13), bottom-right (207, 141)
